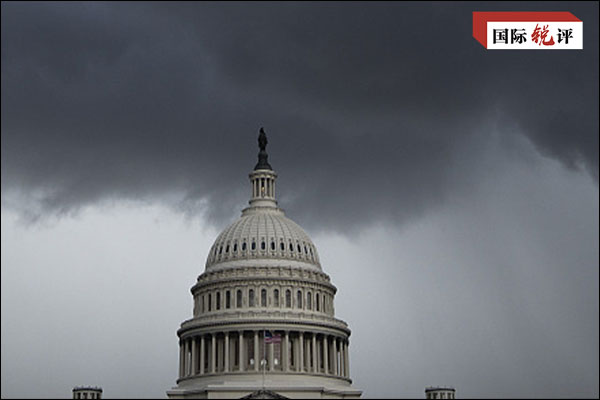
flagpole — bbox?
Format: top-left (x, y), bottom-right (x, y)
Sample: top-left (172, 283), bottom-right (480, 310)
top-left (262, 328), bottom-right (266, 390)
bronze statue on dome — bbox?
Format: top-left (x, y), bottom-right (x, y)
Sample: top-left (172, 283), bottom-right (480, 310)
top-left (254, 127), bottom-right (272, 170)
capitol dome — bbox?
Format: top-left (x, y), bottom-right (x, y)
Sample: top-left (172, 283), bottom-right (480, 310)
top-left (167, 128), bottom-right (361, 399)
top-left (206, 209), bottom-right (321, 271)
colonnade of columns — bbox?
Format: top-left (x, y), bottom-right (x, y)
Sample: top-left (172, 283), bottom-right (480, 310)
top-left (178, 330), bottom-right (350, 380)
top-left (251, 174), bottom-right (275, 199)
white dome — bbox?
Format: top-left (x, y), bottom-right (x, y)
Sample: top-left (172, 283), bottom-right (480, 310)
top-left (205, 207), bottom-right (321, 271)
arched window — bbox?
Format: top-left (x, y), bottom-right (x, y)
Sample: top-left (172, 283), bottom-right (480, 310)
top-left (233, 243), bottom-right (238, 252)
top-left (307, 292), bottom-right (312, 310)
top-left (273, 289), bottom-right (279, 307)
top-left (297, 290), bottom-right (303, 309)
top-left (249, 289), bottom-right (255, 307)
top-left (208, 293), bottom-right (212, 312)
top-left (316, 293), bottom-right (320, 311)
top-left (285, 290), bottom-right (291, 308)
top-left (219, 246), bottom-right (223, 254)
top-left (237, 290), bottom-right (242, 308)
top-left (297, 244), bottom-right (301, 253)
top-left (261, 241), bottom-right (265, 250)
top-left (261, 289), bottom-right (267, 307)
top-left (280, 242), bottom-right (285, 251)
top-left (289, 243), bottom-right (294, 251)
top-left (226, 290), bottom-right (231, 309)
top-left (226, 245), bottom-right (229, 253)
top-left (242, 242), bottom-right (247, 251)
top-left (251, 241), bottom-right (256, 250)
top-left (216, 292), bottom-right (221, 310)
top-left (271, 241), bottom-right (275, 250)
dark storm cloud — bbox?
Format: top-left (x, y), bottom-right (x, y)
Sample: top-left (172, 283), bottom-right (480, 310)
top-left (2, 2), bottom-right (598, 231)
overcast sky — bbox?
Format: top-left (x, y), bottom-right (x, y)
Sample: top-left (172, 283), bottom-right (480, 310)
top-left (1, 2), bottom-right (598, 398)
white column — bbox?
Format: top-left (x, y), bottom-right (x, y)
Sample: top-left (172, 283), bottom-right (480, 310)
top-left (330, 337), bottom-right (335, 375)
top-left (224, 332), bottom-right (230, 372)
top-left (323, 335), bottom-right (329, 374)
top-left (339, 340), bottom-right (345, 377)
top-left (254, 331), bottom-right (259, 372)
top-left (305, 336), bottom-right (310, 371)
top-left (179, 341), bottom-right (184, 378)
top-left (299, 332), bottom-right (304, 372)
top-left (238, 331), bottom-right (244, 372)
top-left (312, 334), bottom-right (318, 373)
top-left (333, 337), bottom-right (338, 376)
top-left (344, 340), bottom-right (350, 378)
top-left (284, 331), bottom-right (290, 372)
top-left (269, 339), bottom-right (275, 372)
top-left (184, 339), bottom-right (190, 376)
top-left (191, 337), bottom-right (197, 376)
top-left (200, 336), bottom-right (205, 375)
top-left (211, 334), bottom-right (216, 373)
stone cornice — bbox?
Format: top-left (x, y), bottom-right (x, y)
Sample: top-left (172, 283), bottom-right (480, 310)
top-left (178, 314), bottom-right (351, 337)
top-left (174, 371), bottom-right (354, 386)
top-left (192, 266), bottom-right (336, 293)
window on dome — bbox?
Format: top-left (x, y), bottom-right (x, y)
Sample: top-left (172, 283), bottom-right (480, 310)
top-left (297, 244), bottom-right (301, 253)
top-left (216, 292), bottom-right (221, 310)
top-left (273, 289), bottom-right (279, 307)
top-left (316, 293), bottom-right (320, 311)
top-left (297, 290), bottom-right (303, 308)
top-left (285, 290), bottom-right (291, 308)
top-left (252, 242), bottom-right (256, 250)
top-left (280, 242), bottom-right (285, 251)
top-left (304, 245), bottom-right (308, 253)
top-left (233, 243), bottom-right (237, 252)
top-left (261, 241), bottom-right (265, 250)
top-left (226, 245), bottom-right (229, 253)
top-left (208, 294), bottom-right (212, 312)
top-left (226, 291), bottom-right (231, 309)
top-left (261, 289), bottom-right (267, 307)
top-left (237, 290), bottom-right (242, 308)
top-left (242, 242), bottom-right (247, 251)
top-left (249, 289), bottom-right (255, 307)
top-left (219, 246), bottom-right (223, 255)
top-left (289, 243), bottom-right (293, 252)
top-left (271, 241), bottom-right (275, 250)
top-left (307, 292), bottom-right (312, 310)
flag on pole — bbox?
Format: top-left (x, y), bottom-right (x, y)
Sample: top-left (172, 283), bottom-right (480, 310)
top-left (264, 331), bottom-right (281, 344)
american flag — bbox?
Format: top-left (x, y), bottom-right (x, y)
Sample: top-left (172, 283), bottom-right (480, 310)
top-left (264, 331), bottom-right (281, 344)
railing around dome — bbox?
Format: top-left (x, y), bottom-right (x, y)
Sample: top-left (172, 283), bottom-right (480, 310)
top-left (180, 309), bottom-right (350, 333)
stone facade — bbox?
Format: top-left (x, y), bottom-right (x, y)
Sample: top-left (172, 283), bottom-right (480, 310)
top-left (167, 131), bottom-right (361, 399)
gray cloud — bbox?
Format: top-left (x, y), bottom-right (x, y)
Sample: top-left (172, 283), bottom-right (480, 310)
top-left (1, 2), bottom-right (598, 233)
